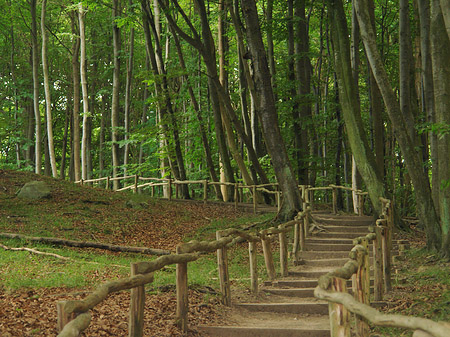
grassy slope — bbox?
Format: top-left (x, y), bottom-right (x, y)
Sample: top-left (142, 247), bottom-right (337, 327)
top-left (0, 169), bottom-right (272, 291)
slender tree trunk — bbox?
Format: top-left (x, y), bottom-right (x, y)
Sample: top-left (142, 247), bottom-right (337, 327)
top-left (351, 0), bottom-right (363, 212)
top-left (417, 0), bottom-right (439, 212)
top-left (124, 0), bottom-right (135, 177)
top-left (241, 0), bottom-right (302, 220)
top-left (327, 0), bottom-right (385, 215)
top-left (31, 0), bottom-right (41, 174)
top-left (60, 103), bottom-right (71, 179)
top-left (70, 11), bottom-right (81, 182)
top-left (41, 0), bottom-right (57, 178)
top-left (355, 0), bottom-right (441, 250)
top-left (79, 4), bottom-right (89, 181)
top-left (111, 0), bottom-right (121, 190)
top-left (294, 0), bottom-right (312, 185)
top-left (430, 0), bottom-right (450, 257)
top-left (440, 0), bottom-right (450, 40)
top-left (266, 0), bottom-right (277, 101)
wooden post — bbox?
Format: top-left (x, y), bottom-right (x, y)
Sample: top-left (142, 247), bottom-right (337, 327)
top-left (300, 218), bottom-right (306, 251)
top-left (106, 176), bottom-right (110, 190)
top-left (252, 185), bottom-right (257, 214)
top-left (300, 185), bottom-right (306, 211)
top-left (328, 277), bottom-right (351, 337)
top-left (203, 180), bottom-right (208, 203)
top-left (276, 192), bottom-right (281, 212)
top-left (234, 183), bottom-right (238, 210)
top-left (261, 233), bottom-right (276, 280)
top-left (168, 179), bottom-right (172, 201)
top-left (80, 179), bottom-right (84, 186)
top-left (176, 246), bottom-right (188, 333)
top-left (216, 231), bottom-right (231, 306)
top-left (248, 241), bottom-right (258, 293)
top-left (279, 225), bottom-right (288, 277)
top-left (352, 243), bottom-right (370, 336)
top-left (332, 187), bottom-right (337, 214)
top-left (292, 221), bottom-right (300, 263)
top-left (382, 226), bottom-right (392, 292)
top-left (175, 183), bottom-right (179, 199)
top-left (309, 189), bottom-right (314, 211)
top-left (151, 185), bottom-right (155, 197)
top-left (358, 194), bottom-right (365, 216)
top-left (57, 301), bottom-right (76, 333)
top-left (134, 175), bottom-right (138, 194)
top-left (373, 226), bottom-right (384, 301)
top-left (129, 262), bottom-right (153, 337)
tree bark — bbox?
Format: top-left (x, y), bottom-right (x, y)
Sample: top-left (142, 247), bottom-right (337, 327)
top-left (430, 0), bottom-right (450, 257)
top-left (111, 0), bottom-right (121, 190)
top-left (41, 0), bottom-right (57, 178)
top-left (31, 0), bottom-right (41, 175)
top-left (328, 0), bottom-right (385, 216)
top-left (79, 4), bottom-right (89, 181)
top-left (124, 0), bottom-right (135, 178)
top-left (417, 0), bottom-right (439, 213)
top-left (355, 0), bottom-right (442, 250)
top-left (241, 0), bottom-right (302, 220)
top-left (70, 11), bottom-right (81, 182)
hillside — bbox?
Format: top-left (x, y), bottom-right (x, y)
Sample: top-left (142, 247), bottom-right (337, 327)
top-left (0, 169), bottom-right (262, 336)
top-left (0, 169), bottom-right (249, 251)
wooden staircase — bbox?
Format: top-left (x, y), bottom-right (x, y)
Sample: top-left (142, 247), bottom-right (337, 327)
top-left (199, 212), bottom-right (405, 336)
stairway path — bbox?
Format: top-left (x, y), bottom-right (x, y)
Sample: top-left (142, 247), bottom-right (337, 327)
top-left (199, 212), bottom-right (401, 336)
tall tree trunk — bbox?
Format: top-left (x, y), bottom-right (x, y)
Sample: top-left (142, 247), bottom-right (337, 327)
top-left (111, 0), bottom-right (121, 190)
top-left (31, 0), bottom-right (41, 174)
top-left (144, 0), bottom-right (189, 198)
top-left (70, 11), bottom-right (81, 182)
top-left (219, 0), bottom-right (253, 195)
top-left (41, 0), bottom-right (57, 178)
top-left (355, 0), bottom-right (442, 250)
top-left (294, 0), bottom-right (312, 185)
top-left (430, 0), bottom-right (450, 257)
top-left (417, 0), bottom-right (439, 212)
top-left (327, 0), bottom-right (385, 215)
top-left (399, 0), bottom-right (417, 141)
top-left (171, 31), bottom-right (223, 199)
top-left (124, 0), bottom-right (135, 177)
top-left (79, 4), bottom-right (89, 181)
top-left (60, 103), bottom-right (71, 179)
top-left (351, 0), bottom-right (363, 212)
top-left (241, 0), bottom-right (302, 220)
top-left (440, 0), bottom-right (450, 40)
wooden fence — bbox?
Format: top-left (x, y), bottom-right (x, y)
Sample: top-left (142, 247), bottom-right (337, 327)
top-left (313, 197), bottom-right (450, 337)
top-left (76, 175), bottom-right (367, 215)
top-left (56, 207), bottom-right (314, 336)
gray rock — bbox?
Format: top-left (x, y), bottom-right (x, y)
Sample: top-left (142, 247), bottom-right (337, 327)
top-left (126, 199), bottom-right (148, 209)
top-left (17, 181), bottom-right (51, 200)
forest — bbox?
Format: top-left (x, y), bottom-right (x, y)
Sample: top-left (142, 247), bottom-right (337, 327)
top-left (0, 0), bottom-right (449, 257)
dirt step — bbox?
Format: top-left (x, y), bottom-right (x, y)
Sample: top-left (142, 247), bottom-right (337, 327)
top-left (198, 311), bottom-right (330, 337)
top-left (299, 250), bottom-right (399, 259)
top-left (265, 278), bottom-right (375, 288)
top-left (313, 232), bottom-right (370, 239)
top-left (198, 326), bottom-right (330, 337)
top-left (301, 258), bottom-right (351, 267)
top-left (319, 225), bottom-right (370, 233)
top-left (263, 287), bottom-right (375, 298)
top-left (305, 243), bottom-right (358, 251)
top-left (312, 215), bottom-right (375, 226)
top-left (235, 302), bottom-right (329, 315)
top-left (306, 238), bottom-right (355, 244)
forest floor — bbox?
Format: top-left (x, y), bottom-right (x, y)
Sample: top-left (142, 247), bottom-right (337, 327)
top-left (0, 169), bottom-right (449, 336)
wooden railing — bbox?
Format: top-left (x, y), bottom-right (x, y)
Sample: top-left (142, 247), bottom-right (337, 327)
top-left (56, 209), bottom-right (312, 336)
top-left (313, 197), bottom-right (450, 337)
top-left (76, 175), bottom-right (367, 215)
